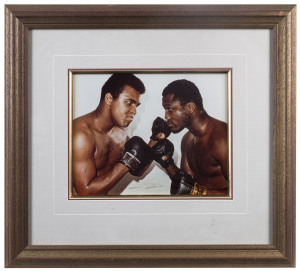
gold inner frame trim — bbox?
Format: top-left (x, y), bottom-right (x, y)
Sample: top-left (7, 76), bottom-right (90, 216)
top-left (68, 69), bottom-right (232, 200)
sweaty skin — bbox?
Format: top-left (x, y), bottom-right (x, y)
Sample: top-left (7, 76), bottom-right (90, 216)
top-left (72, 85), bottom-right (141, 196)
top-left (162, 94), bottom-right (228, 196)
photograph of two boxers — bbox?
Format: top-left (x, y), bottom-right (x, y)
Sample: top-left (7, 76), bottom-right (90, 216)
top-left (70, 71), bottom-right (231, 197)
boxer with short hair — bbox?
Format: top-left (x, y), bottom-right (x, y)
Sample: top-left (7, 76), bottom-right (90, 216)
top-left (72, 73), bottom-right (150, 196)
top-left (151, 79), bottom-right (228, 196)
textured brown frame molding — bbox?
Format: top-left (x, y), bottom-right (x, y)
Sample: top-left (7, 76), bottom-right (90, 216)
top-left (5, 5), bottom-right (296, 267)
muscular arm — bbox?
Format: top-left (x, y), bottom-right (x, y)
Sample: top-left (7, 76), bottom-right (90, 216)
top-left (180, 132), bottom-right (228, 196)
top-left (213, 133), bottom-right (229, 181)
top-left (193, 131), bottom-right (228, 196)
top-left (72, 130), bottom-right (128, 196)
top-left (154, 134), bottom-right (190, 179)
top-left (180, 133), bottom-right (195, 177)
top-left (201, 137), bottom-right (228, 196)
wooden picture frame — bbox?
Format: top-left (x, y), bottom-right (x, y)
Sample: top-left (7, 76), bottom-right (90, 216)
top-left (5, 5), bottom-right (296, 267)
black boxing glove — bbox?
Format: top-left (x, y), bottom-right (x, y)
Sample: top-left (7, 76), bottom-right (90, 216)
top-left (150, 117), bottom-right (171, 140)
top-left (170, 171), bottom-right (207, 196)
top-left (152, 139), bottom-right (175, 169)
top-left (119, 136), bottom-right (153, 176)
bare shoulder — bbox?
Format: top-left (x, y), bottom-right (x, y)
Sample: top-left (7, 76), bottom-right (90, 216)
top-left (211, 118), bottom-right (227, 139)
top-left (73, 115), bottom-right (93, 138)
top-left (181, 131), bottom-right (193, 149)
top-left (72, 116), bottom-right (95, 156)
top-left (210, 118), bottom-right (228, 152)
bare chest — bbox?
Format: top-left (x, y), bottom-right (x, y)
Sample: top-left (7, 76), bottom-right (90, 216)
top-left (186, 137), bottom-right (220, 177)
top-left (93, 133), bottom-right (126, 171)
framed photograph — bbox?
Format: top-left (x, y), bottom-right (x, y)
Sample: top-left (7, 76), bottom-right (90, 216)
top-left (5, 5), bottom-right (296, 267)
top-left (69, 69), bottom-right (232, 198)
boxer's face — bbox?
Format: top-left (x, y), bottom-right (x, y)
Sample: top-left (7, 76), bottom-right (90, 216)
top-left (162, 94), bottom-right (189, 133)
top-left (110, 85), bottom-right (141, 127)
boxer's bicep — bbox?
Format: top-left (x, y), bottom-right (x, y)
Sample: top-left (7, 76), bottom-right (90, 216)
top-left (72, 131), bottom-right (97, 194)
top-left (180, 135), bottom-right (194, 177)
top-left (180, 153), bottom-right (194, 177)
top-left (214, 137), bottom-right (228, 181)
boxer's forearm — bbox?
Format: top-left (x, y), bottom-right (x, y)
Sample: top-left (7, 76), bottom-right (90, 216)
top-left (83, 163), bottom-right (129, 196)
top-left (148, 139), bottom-right (158, 148)
top-left (149, 138), bottom-right (178, 177)
top-left (164, 163), bottom-right (180, 178)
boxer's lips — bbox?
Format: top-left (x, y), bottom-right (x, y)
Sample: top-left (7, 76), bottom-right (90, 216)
top-left (126, 115), bottom-right (134, 121)
top-left (167, 121), bottom-right (174, 127)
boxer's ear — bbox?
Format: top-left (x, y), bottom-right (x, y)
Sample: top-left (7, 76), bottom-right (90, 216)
top-left (105, 93), bottom-right (113, 105)
top-left (186, 102), bottom-right (196, 114)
